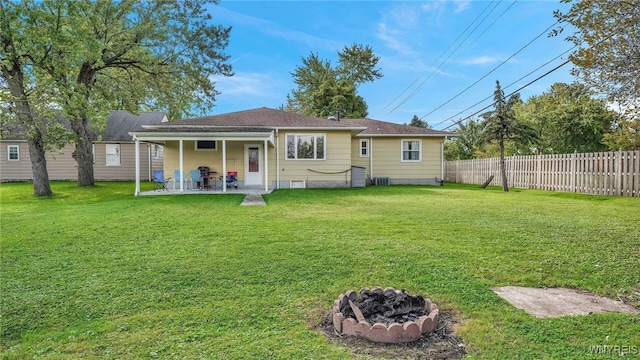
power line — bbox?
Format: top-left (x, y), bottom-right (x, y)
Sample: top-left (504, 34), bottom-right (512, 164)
top-left (380, 0), bottom-right (500, 113)
top-left (440, 59), bottom-right (571, 131)
top-left (430, 45), bottom-right (577, 129)
top-left (419, 20), bottom-right (560, 120)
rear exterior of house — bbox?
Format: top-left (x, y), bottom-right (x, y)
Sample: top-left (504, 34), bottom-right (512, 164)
top-left (0, 111), bottom-right (167, 182)
top-left (130, 108), bottom-right (454, 195)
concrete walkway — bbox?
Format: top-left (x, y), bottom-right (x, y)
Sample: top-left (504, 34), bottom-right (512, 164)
top-left (240, 193), bottom-right (267, 206)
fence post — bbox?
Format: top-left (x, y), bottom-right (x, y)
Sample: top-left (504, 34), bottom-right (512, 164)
top-left (570, 150), bottom-right (577, 193)
top-left (536, 154), bottom-right (542, 189)
top-left (616, 150), bottom-right (623, 196)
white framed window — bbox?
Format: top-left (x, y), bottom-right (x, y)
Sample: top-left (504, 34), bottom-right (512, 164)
top-left (195, 140), bottom-right (217, 151)
top-left (360, 139), bottom-right (369, 157)
top-left (105, 144), bottom-right (121, 166)
top-left (401, 139), bottom-right (421, 162)
top-left (7, 145), bottom-right (19, 161)
top-left (153, 145), bottom-right (160, 159)
top-left (286, 134), bottom-right (325, 160)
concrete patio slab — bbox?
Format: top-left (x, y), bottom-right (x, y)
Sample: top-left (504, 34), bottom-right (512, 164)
top-left (492, 286), bottom-right (639, 318)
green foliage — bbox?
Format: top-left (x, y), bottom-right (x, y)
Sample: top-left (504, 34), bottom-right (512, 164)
top-left (286, 44), bottom-right (382, 118)
top-left (553, 0), bottom-right (639, 118)
top-left (444, 119), bottom-right (485, 160)
top-left (1, 0), bottom-right (233, 187)
top-left (515, 82), bottom-right (618, 154)
top-left (408, 114), bottom-right (431, 128)
top-left (480, 81), bottom-right (537, 190)
top-left (603, 117), bottom-right (640, 151)
top-left (1, 182), bottom-right (638, 359)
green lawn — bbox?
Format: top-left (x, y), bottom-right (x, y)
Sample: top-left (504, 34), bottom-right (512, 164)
top-left (1, 182), bottom-right (638, 359)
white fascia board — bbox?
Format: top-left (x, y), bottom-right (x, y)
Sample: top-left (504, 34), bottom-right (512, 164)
top-left (130, 131), bottom-right (275, 145)
top-left (277, 126), bottom-right (367, 131)
top-left (355, 133), bottom-right (454, 137)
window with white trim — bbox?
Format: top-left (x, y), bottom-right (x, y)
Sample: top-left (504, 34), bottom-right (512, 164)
top-left (360, 139), bottom-right (369, 157)
top-left (195, 140), bottom-right (217, 151)
top-left (7, 145), bottom-right (19, 161)
top-left (286, 134), bottom-right (325, 160)
top-left (401, 140), bottom-right (421, 162)
top-left (105, 144), bottom-right (121, 166)
top-left (153, 145), bottom-right (160, 159)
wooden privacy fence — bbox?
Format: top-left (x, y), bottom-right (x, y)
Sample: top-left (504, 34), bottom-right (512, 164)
top-left (444, 150), bottom-right (640, 197)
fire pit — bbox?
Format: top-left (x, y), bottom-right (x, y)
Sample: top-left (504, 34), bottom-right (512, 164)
top-left (332, 287), bottom-right (439, 344)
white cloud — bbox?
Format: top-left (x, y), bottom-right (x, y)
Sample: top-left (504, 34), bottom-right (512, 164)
top-left (453, 0), bottom-right (471, 14)
top-left (459, 56), bottom-right (502, 65)
top-left (212, 72), bottom-right (276, 98)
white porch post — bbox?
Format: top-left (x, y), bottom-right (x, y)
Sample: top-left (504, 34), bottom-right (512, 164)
top-left (134, 137), bottom-right (140, 196)
top-left (264, 139), bottom-right (269, 191)
top-left (222, 139), bottom-right (227, 192)
top-left (179, 139), bottom-right (184, 192)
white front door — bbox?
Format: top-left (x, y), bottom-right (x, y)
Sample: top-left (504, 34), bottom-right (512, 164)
top-left (244, 144), bottom-right (262, 185)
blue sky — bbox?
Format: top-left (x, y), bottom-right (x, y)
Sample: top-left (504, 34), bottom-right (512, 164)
top-left (207, 0), bottom-right (576, 130)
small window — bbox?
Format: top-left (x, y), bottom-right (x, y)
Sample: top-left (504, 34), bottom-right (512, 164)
top-left (153, 145), bottom-right (160, 159)
top-left (195, 140), bottom-right (217, 151)
top-left (286, 134), bottom-right (325, 160)
top-left (401, 140), bottom-right (421, 162)
top-left (360, 139), bottom-right (369, 157)
top-left (105, 144), bottom-right (121, 166)
top-left (8, 145), bottom-right (19, 161)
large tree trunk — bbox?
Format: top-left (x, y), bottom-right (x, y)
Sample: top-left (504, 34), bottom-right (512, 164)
top-left (70, 115), bottom-right (95, 187)
top-left (1, 57), bottom-right (52, 196)
top-left (499, 138), bottom-right (509, 192)
top-left (27, 131), bottom-right (53, 196)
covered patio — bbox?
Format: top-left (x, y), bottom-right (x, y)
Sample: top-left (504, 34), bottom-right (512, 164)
top-left (130, 125), bottom-right (275, 197)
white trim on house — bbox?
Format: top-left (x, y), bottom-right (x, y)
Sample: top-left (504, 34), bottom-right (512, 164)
top-left (401, 139), bottom-right (422, 162)
top-left (7, 145), bottom-right (19, 161)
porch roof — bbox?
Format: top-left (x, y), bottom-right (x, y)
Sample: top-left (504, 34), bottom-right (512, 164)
top-left (130, 126), bottom-right (275, 145)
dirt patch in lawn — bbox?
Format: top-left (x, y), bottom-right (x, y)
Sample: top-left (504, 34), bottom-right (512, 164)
top-left (316, 309), bottom-right (466, 359)
top-left (492, 286), bottom-right (640, 318)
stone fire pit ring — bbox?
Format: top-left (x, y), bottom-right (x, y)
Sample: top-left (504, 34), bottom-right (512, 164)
top-left (332, 287), bottom-right (439, 344)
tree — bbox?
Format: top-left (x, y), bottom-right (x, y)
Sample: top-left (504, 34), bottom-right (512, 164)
top-left (286, 44), bottom-right (382, 118)
top-left (481, 81), bottom-right (537, 192)
top-left (408, 114), bottom-right (431, 128)
top-left (553, 0), bottom-right (640, 118)
top-left (443, 119), bottom-right (484, 160)
top-left (1, 1), bottom-right (233, 188)
top-left (0, 1), bottom-right (62, 196)
top-left (603, 117), bottom-right (640, 150)
top-left (515, 82), bottom-right (618, 154)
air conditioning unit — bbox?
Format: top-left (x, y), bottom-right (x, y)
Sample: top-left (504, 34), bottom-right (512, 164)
top-left (374, 177), bottom-right (390, 186)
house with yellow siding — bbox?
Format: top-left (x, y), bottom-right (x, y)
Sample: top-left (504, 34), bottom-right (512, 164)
top-left (129, 107), bottom-right (455, 196)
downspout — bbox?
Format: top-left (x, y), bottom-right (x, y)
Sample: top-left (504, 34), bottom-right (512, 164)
top-left (369, 137), bottom-right (373, 180)
top-left (275, 129), bottom-right (280, 189)
top-left (441, 138), bottom-right (445, 181)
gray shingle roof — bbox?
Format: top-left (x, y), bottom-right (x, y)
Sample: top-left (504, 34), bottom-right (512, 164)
top-left (138, 107), bottom-right (455, 137)
top-left (339, 118), bottom-right (454, 136)
top-left (99, 110), bottom-right (167, 141)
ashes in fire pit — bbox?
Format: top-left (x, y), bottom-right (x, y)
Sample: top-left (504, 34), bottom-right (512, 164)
top-left (332, 287), bottom-right (439, 344)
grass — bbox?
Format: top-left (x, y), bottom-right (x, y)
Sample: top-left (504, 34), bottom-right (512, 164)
top-left (1, 181), bottom-right (638, 359)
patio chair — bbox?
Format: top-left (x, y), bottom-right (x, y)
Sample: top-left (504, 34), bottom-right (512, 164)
top-left (173, 169), bottom-right (188, 190)
top-left (189, 169), bottom-right (202, 190)
top-left (153, 170), bottom-right (169, 191)
top-left (226, 171), bottom-right (238, 190)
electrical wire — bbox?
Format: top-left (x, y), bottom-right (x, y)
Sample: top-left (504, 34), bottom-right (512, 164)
top-left (439, 59), bottom-right (571, 131)
top-left (419, 20), bottom-right (560, 121)
top-left (430, 45), bottom-right (577, 129)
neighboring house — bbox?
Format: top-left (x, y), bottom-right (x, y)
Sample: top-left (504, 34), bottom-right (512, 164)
top-left (129, 107), bottom-right (455, 195)
top-left (1, 110), bottom-right (167, 182)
